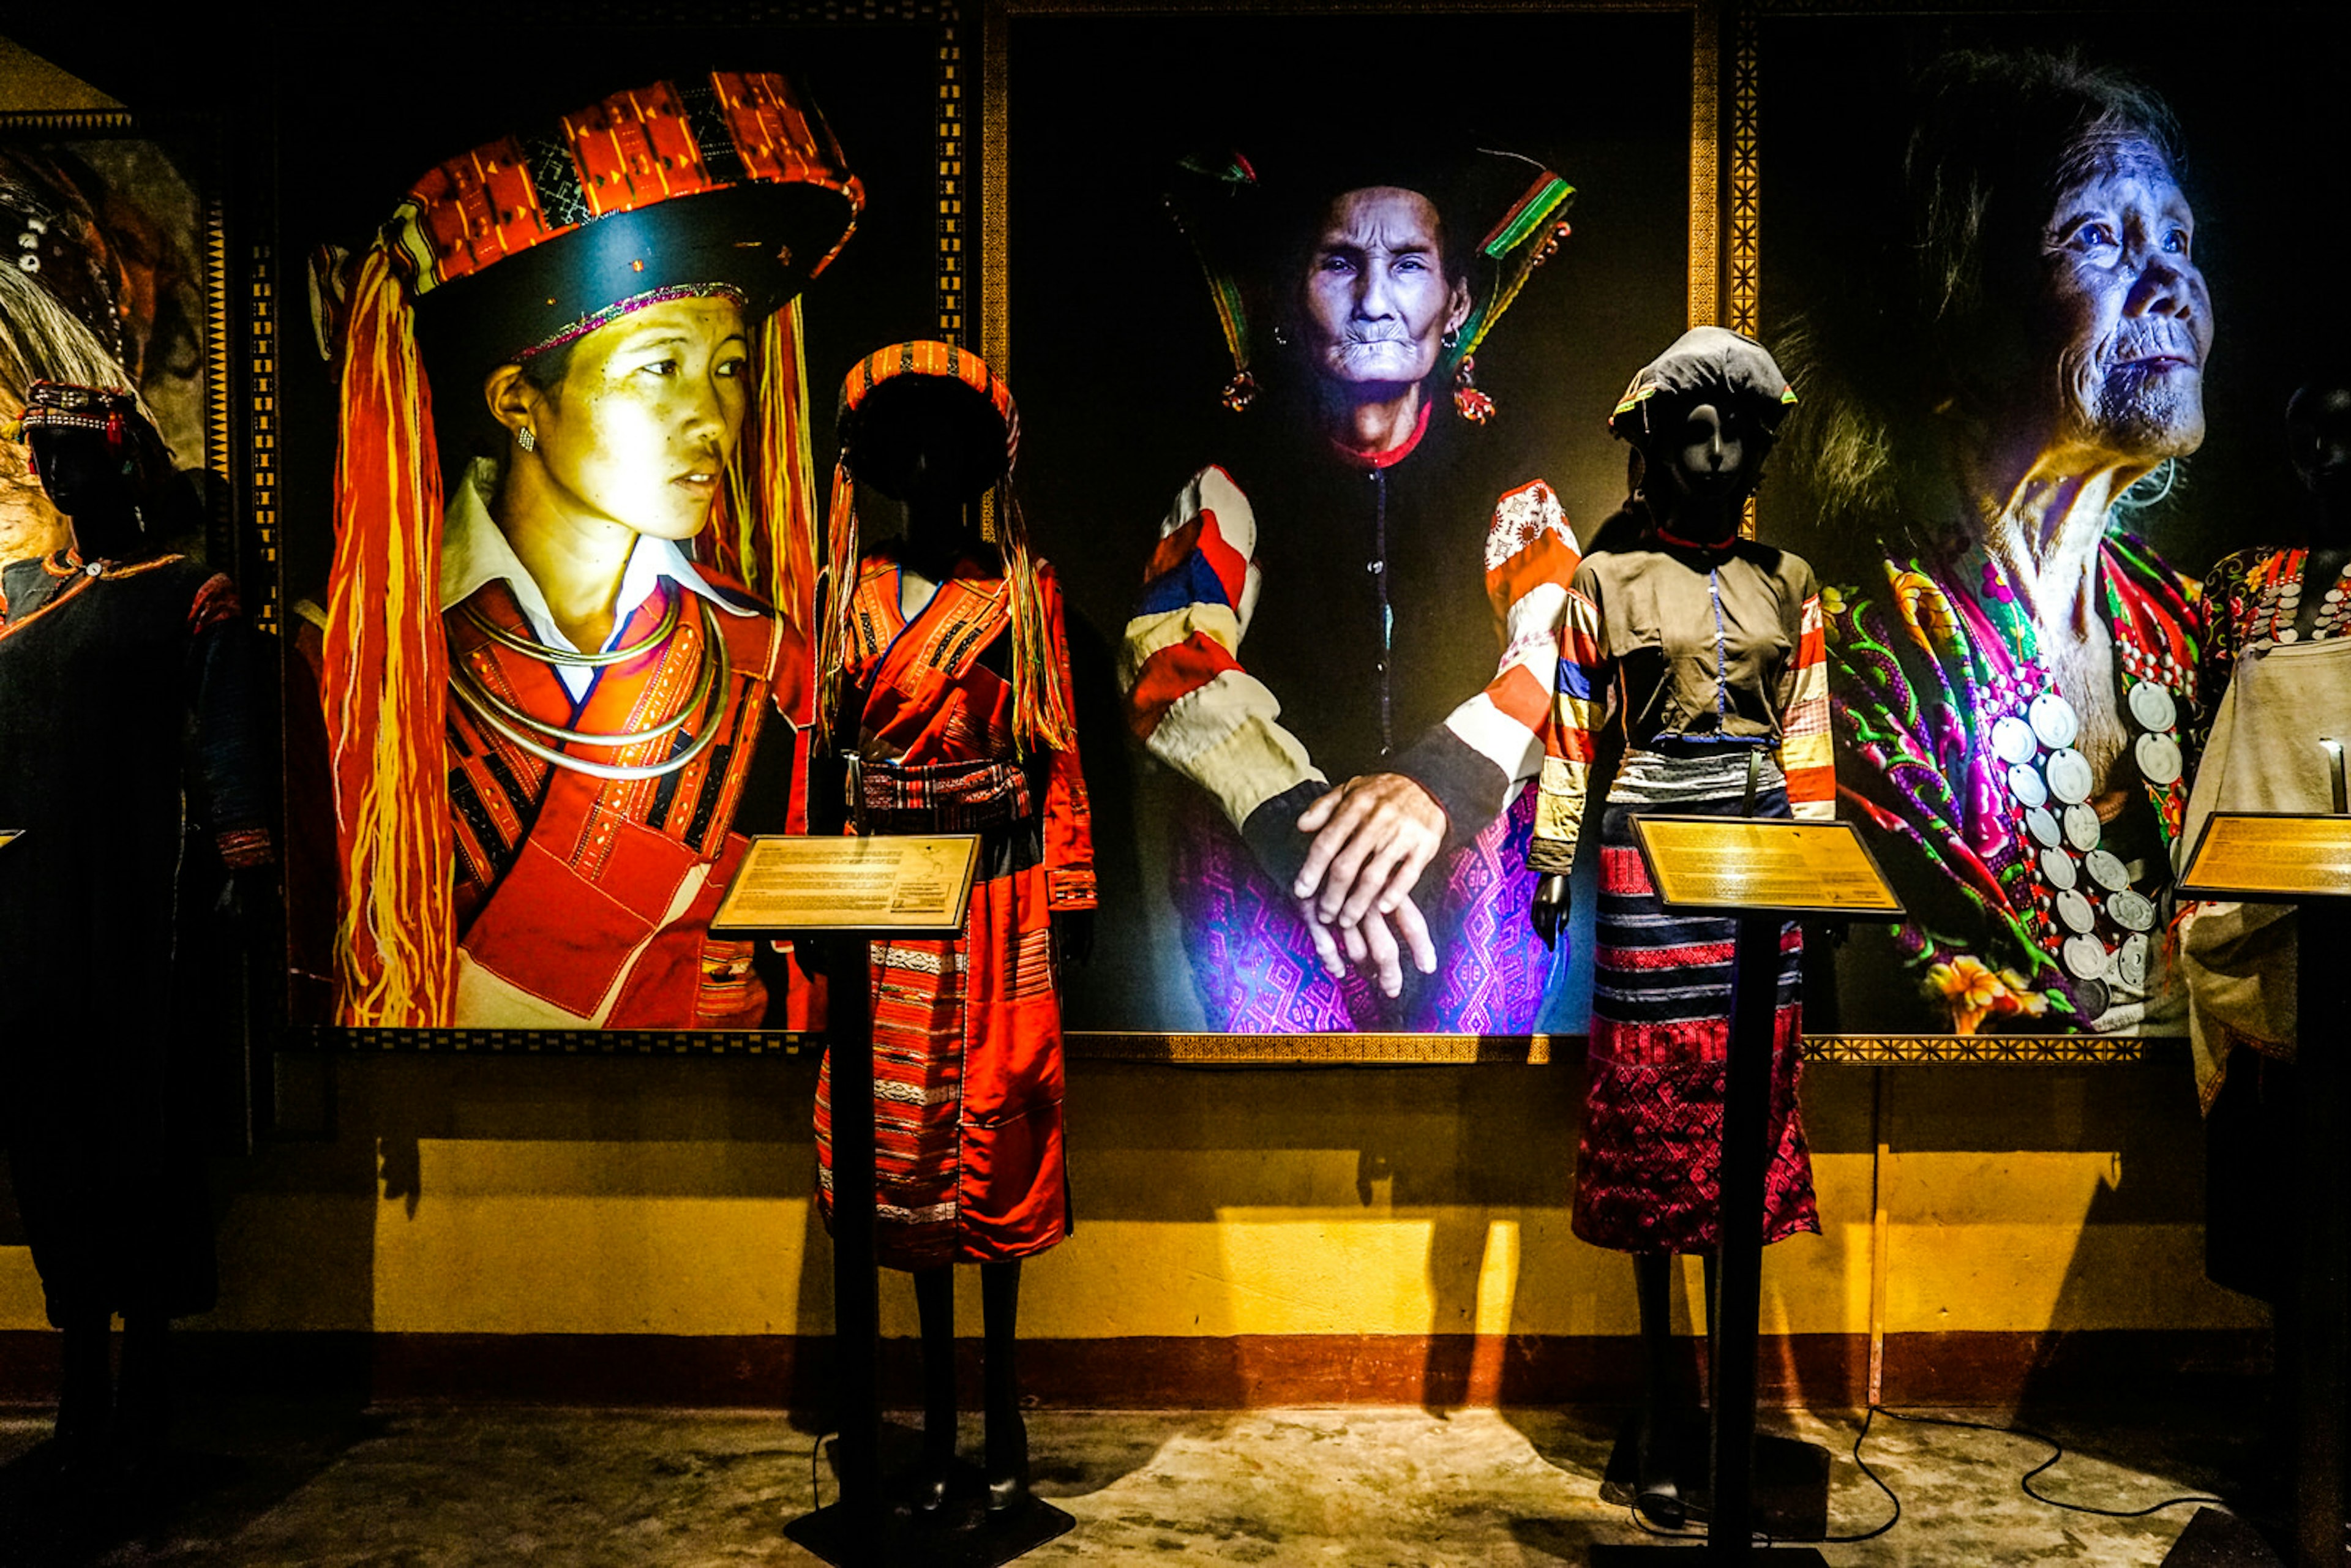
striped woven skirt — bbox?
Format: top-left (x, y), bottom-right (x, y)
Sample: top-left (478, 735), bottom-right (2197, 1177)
top-left (815, 758), bottom-right (1070, 1270)
top-left (1572, 790), bottom-right (1819, 1255)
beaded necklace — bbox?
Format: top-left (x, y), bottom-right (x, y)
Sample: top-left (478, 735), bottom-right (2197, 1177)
top-left (2240, 548), bottom-right (2351, 644)
top-left (1967, 541), bottom-right (2194, 1017)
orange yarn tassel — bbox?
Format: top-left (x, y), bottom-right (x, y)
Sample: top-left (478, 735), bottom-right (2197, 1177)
top-left (813, 456), bottom-right (860, 754)
top-left (999, 485), bottom-right (1075, 757)
top-left (713, 298), bottom-right (822, 717)
top-left (323, 247), bottom-right (456, 1027)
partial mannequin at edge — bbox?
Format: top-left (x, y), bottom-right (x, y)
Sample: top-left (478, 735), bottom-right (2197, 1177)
top-left (811, 341), bottom-right (1095, 1514)
top-left (0, 152), bottom-right (272, 1474)
top-left (1527, 327), bottom-right (1828, 1524)
top-left (2183, 375), bottom-right (2351, 1307)
top-left (305, 73), bottom-right (860, 1030)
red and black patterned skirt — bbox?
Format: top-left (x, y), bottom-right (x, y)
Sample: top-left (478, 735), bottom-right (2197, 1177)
top-left (1572, 793), bottom-right (1820, 1255)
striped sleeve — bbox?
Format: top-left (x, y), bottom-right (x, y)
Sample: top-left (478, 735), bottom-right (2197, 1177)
top-left (1528, 573), bottom-right (1607, 876)
top-left (1117, 466), bottom-right (1324, 835)
top-left (1779, 590), bottom-right (1834, 820)
top-left (1393, 479), bottom-right (1582, 842)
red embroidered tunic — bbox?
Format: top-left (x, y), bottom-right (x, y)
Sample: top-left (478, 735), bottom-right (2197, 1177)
top-left (816, 545), bottom-right (1095, 1268)
top-left (441, 574), bottom-right (800, 1028)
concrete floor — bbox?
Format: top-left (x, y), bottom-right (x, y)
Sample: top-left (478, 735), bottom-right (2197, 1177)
top-left (0, 1401), bottom-right (2281, 1566)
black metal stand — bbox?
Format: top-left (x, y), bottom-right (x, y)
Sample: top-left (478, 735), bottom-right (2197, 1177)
top-left (782, 935), bottom-right (1075, 1568)
top-left (1594, 913), bottom-right (1829, 1566)
top-left (787, 933), bottom-right (886, 1566)
top-left (2293, 898), bottom-right (2348, 1568)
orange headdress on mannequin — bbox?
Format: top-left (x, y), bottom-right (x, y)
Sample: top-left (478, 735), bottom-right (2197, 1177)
top-left (816, 340), bottom-right (1073, 760)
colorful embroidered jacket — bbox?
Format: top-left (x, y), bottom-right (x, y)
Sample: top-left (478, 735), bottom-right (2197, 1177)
top-left (1529, 536), bottom-right (1833, 874)
top-left (1825, 531), bottom-right (2199, 1032)
top-left (1120, 407), bottom-right (1580, 890)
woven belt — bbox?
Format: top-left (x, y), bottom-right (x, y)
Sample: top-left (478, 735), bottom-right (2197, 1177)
top-left (858, 757), bottom-right (1033, 833)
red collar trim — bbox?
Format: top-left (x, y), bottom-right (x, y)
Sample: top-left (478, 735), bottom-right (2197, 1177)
top-left (1332, 399), bottom-right (1432, 470)
top-left (1655, 523), bottom-right (1739, 553)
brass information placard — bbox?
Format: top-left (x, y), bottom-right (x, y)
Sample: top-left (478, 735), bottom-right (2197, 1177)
top-left (1631, 816), bottom-right (1904, 917)
top-left (709, 835), bottom-right (981, 937)
top-left (2178, 812), bottom-right (2351, 901)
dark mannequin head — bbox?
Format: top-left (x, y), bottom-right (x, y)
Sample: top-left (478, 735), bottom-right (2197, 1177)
top-left (842, 375), bottom-right (1010, 517)
top-left (2288, 379), bottom-right (2351, 528)
top-left (1633, 393), bottom-right (1775, 542)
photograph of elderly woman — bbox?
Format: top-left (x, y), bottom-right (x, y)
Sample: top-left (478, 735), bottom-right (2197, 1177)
top-left (1761, 21), bottom-right (2331, 1039)
top-left (1006, 9), bottom-right (1699, 1035)
top-left (272, 25), bottom-right (942, 1032)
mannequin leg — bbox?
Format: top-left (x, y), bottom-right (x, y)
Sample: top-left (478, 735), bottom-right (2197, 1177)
top-left (981, 1260), bottom-right (1027, 1510)
top-left (1702, 1250), bottom-right (1720, 1410)
top-left (1633, 1251), bottom-right (1685, 1525)
top-left (54, 1309), bottom-right (111, 1472)
top-left (116, 1313), bottom-right (172, 1471)
top-left (912, 1266), bottom-right (956, 1510)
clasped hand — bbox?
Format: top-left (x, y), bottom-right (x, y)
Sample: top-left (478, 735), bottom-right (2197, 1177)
top-left (1288, 772), bottom-right (1446, 998)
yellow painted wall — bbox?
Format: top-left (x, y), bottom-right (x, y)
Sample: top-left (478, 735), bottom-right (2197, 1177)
top-left (0, 1054), bottom-right (2265, 1345)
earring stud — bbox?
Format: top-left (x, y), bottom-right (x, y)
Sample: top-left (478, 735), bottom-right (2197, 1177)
top-left (517, 426), bottom-right (536, 452)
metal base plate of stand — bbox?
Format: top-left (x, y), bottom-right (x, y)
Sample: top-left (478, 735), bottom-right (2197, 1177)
top-left (786, 1428), bottom-right (1075, 1567)
top-left (2156, 1507), bottom-right (2287, 1568)
top-left (785, 1495), bottom-right (1074, 1568)
top-left (1590, 1549), bottom-right (1828, 1565)
top-left (1602, 1412), bottom-right (1832, 1540)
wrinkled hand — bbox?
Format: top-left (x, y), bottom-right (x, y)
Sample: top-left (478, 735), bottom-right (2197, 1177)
top-left (1529, 874), bottom-right (1570, 950)
top-left (1295, 894), bottom-right (1438, 1000)
top-left (1292, 773), bottom-right (1449, 926)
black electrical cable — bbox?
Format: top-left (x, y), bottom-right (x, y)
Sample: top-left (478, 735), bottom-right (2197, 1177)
top-left (1820, 1404), bottom-right (1903, 1544)
top-left (1872, 1407), bottom-right (2230, 1519)
top-left (1613, 1402), bottom-right (2222, 1551)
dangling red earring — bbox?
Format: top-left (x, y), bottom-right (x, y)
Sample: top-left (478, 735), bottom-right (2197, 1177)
top-left (1453, 356), bottom-right (1494, 424)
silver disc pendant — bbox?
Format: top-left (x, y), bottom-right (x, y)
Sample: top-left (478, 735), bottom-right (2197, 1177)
top-left (2085, 849), bottom-right (2130, 892)
top-left (2128, 681), bottom-right (2178, 732)
top-left (2008, 763), bottom-right (2049, 808)
top-left (2040, 847), bottom-right (2079, 890)
top-left (2136, 732), bottom-right (2184, 786)
top-left (2074, 976), bottom-right (2112, 1018)
top-left (2046, 748), bottom-right (2094, 805)
top-left (2057, 888), bottom-right (2096, 934)
top-left (1992, 715), bottom-right (2039, 766)
top-left (2026, 806), bottom-right (2063, 848)
top-left (2063, 934), bottom-right (2113, 980)
top-left (2118, 934), bottom-right (2150, 989)
top-left (2109, 890), bottom-right (2158, 932)
top-left (2030, 692), bottom-right (2081, 750)
top-left (2063, 804), bottom-right (2102, 852)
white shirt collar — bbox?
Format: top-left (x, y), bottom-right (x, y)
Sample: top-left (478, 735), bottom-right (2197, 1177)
top-left (440, 458), bottom-right (751, 696)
